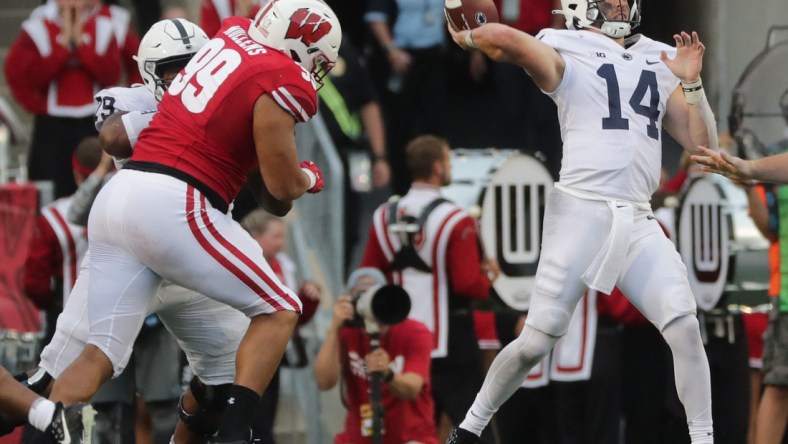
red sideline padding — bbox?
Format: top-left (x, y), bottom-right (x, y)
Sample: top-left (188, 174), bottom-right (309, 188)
top-left (0, 183), bottom-right (40, 332)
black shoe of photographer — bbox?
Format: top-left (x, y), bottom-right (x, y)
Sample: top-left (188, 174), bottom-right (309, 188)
top-left (46, 402), bottom-right (97, 444)
top-left (446, 427), bottom-right (480, 444)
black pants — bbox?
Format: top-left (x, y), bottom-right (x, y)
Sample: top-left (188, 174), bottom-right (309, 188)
top-left (27, 115), bottom-right (97, 199)
top-left (495, 385), bottom-right (557, 444)
top-left (621, 323), bottom-right (675, 444)
top-left (552, 318), bottom-right (622, 444)
top-left (431, 313), bottom-right (497, 444)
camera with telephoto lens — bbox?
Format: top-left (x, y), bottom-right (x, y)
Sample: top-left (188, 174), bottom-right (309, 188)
top-left (346, 284), bottom-right (411, 328)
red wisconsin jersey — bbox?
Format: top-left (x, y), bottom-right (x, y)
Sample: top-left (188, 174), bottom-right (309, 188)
top-left (132, 17), bottom-right (317, 206)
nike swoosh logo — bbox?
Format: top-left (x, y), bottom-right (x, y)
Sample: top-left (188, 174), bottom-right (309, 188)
top-left (647, 215), bottom-right (656, 220)
top-left (61, 410), bottom-right (71, 444)
top-left (646, 60), bottom-right (660, 65)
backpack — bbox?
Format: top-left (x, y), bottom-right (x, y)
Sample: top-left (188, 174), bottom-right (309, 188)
top-left (386, 197), bottom-right (448, 272)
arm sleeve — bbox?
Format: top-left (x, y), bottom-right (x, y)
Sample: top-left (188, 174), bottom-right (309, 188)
top-left (401, 323), bottom-right (433, 382)
top-left (121, 110), bottom-right (157, 147)
top-left (67, 173), bottom-right (104, 226)
top-left (23, 217), bottom-right (60, 310)
top-left (4, 28), bottom-right (71, 113)
top-left (446, 216), bottom-right (491, 300)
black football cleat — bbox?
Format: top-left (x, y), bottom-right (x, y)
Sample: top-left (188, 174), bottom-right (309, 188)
top-left (46, 402), bottom-right (97, 444)
top-left (446, 427), bottom-right (480, 444)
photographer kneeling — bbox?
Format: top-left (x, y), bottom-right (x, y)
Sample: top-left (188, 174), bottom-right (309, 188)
top-left (314, 268), bottom-right (438, 444)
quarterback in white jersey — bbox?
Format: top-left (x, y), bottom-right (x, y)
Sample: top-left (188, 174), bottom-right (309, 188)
top-left (446, 1), bottom-right (717, 444)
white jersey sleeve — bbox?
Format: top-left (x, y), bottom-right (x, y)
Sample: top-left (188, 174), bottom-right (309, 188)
top-left (121, 110), bottom-right (157, 149)
top-left (536, 29), bottom-right (680, 203)
top-left (93, 86), bottom-right (158, 131)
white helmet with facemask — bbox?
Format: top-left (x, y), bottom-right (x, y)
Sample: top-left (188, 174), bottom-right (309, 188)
top-left (248, 0), bottom-right (342, 89)
top-left (555, 0), bottom-right (641, 38)
top-left (134, 18), bottom-right (210, 101)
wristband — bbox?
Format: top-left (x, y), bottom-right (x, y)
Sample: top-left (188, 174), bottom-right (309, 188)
top-left (681, 79), bottom-right (705, 105)
top-left (383, 368), bottom-right (395, 383)
top-left (302, 167), bottom-right (317, 189)
top-left (372, 153), bottom-right (387, 162)
top-left (465, 30), bottom-right (477, 50)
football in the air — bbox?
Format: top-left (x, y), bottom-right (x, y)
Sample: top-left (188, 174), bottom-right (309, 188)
top-left (445, 0), bottom-right (499, 31)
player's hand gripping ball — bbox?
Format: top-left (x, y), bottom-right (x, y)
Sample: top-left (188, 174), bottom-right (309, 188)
top-left (445, 0), bottom-right (499, 31)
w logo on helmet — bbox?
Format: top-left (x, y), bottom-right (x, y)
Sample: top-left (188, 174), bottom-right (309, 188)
top-left (285, 8), bottom-right (333, 45)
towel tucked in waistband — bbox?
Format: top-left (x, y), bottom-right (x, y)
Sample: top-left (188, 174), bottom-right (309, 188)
top-left (555, 184), bottom-right (640, 294)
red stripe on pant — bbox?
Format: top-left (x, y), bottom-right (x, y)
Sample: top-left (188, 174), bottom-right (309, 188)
top-left (185, 186), bottom-right (299, 312)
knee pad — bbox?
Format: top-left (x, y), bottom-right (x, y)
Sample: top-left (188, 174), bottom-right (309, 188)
top-left (178, 376), bottom-right (232, 436)
top-left (513, 325), bottom-right (560, 367)
top-left (662, 314), bottom-right (702, 344)
top-left (525, 306), bottom-right (572, 337)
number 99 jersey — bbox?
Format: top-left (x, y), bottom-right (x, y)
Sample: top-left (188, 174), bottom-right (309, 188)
top-left (537, 28), bottom-right (679, 204)
top-left (132, 17), bottom-right (319, 207)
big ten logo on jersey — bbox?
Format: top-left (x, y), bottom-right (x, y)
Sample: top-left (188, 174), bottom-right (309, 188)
top-left (676, 176), bottom-right (730, 311)
top-left (168, 36), bottom-right (246, 113)
top-left (480, 154), bottom-right (553, 311)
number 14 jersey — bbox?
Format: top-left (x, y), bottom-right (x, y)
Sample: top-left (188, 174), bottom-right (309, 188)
top-left (538, 29), bottom-right (679, 203)
top-left (132, 17), bottom-right (318, 207)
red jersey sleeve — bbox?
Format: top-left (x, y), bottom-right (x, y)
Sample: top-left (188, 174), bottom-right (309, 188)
top-left (400, 321), bottom-right (433, 382)
top-left (446, 216), bottom-right (491, 300)
top-left (360, 221), bottom-right (390, 273)
top-left (23, 216), bottom-right (61, 310)
top-left (199, 0), bottom-right (223, 38)
top-left (4, 26), bottom-right (72, 114)
top-left (268, 80), bottom-right (317, 123)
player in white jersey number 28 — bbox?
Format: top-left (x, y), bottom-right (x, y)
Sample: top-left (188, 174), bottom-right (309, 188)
top-left (446, 0), bottom-right (718, 443)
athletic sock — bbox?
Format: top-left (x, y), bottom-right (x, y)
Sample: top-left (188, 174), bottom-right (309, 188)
top-left (688, 419), bottom-right (714, 444)
top-left (28, 398), bottom-right (56, 432)
top-left (213, 385), bottom-right (260, 442)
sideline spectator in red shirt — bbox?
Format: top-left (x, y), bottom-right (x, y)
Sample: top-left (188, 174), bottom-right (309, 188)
top-left (315, 267), bottom-right (438, 444)
top-left (5, 0), bottom-right (122, 198)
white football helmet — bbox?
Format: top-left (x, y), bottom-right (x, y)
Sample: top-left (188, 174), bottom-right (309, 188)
top-left (249, 0), bottom-right (342, 89)
top-left (555, 0), bottom-right (641, 38)
top-left (134, 18), bottom-right (210, 101)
